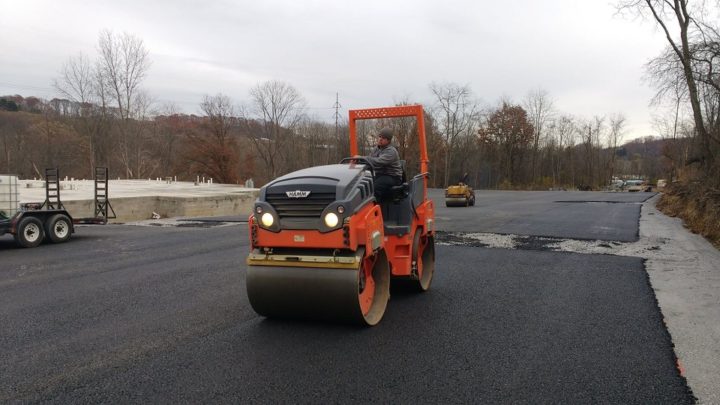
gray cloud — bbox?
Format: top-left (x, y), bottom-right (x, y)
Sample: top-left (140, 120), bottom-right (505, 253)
top-left (0, 0), bottom-right (666, 139)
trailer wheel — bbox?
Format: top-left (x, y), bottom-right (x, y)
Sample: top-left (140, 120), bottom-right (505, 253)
top-left (15, 217), bottom-right (45, 248)
top-left (45, 214), bottom-right (72, 243)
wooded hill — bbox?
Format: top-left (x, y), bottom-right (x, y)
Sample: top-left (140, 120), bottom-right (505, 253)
top-left (1, 93), bottom-right (675, 190)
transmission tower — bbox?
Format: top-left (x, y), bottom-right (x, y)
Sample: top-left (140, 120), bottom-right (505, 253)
top-left (333, 92), bottom-right (342, 138)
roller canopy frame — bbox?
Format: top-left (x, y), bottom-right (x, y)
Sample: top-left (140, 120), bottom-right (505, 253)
top-left (348, 105), bottom-right (429, 202)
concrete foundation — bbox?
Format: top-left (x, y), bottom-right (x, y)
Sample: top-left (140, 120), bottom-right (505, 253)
top-left (59, 194), bottom-right (258, 222)
top-left (18, 179), bottom-right (259, 222)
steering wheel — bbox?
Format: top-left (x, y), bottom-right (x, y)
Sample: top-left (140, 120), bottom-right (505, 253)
top-left (340, 157), bottom-right (374, 177)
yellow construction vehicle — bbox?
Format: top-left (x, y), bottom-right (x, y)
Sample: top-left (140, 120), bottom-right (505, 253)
top-left (444, 183), bottom-right (475, 207)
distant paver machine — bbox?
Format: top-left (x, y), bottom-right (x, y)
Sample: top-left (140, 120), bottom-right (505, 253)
top-left (0, 167), bottom-right (116, 248)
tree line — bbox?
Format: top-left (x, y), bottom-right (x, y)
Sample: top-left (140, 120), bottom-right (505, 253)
top-left (2, 23), bottom-right (709, 190)
top-left (0, 90), bottom-right (663, 190)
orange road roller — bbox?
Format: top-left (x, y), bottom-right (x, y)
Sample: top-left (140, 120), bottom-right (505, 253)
top-left (246, 105), bottom-right (436, 326)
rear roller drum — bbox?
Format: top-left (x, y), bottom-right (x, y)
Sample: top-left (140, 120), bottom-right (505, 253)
top-left (394, 232), bottom-right (435, 292)
top-left (246, 249), bottom-right (391, 326)
top-left (410, 232), bottom-right (435, 291)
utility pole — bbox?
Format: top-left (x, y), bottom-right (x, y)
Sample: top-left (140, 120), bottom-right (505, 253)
top-left (332, 93), bottom-right (342, 164)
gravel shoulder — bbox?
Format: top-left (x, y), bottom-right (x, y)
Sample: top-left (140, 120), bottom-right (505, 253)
top-left (642, 195), bottom-right (720, 405)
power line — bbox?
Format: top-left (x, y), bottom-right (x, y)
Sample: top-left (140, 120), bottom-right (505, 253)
top-left (0, 81), bottom-right (56, 94)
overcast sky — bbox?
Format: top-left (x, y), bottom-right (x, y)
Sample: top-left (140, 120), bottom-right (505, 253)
top-left (1, 0), bottom-right (667, 141)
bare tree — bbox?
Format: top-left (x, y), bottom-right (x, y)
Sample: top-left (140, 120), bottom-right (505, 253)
top-left (183, 94), bottom-right (241, 184)
top-left (523, 89), bottom-right (555, 183)
top-left (429, 82), bottom-right (479, 187)
top-left (607, 113), bottom-right (627, 182)
top-left (54, 53), bottom-right (112, 176)
top-left (124, 90), bottom-right (156, 178)
top-left (149, 103), bottom-right (184, 177)
top-left (577, 116), bottom-right (606, 188)
top-left (201, 94), bottom-right (235, 141)
top-left (547, 115), bottom-right (576, 187)
top-left (295, 117), bottom-right (336, 168)
top-left (244, 80), bottom-right (306, 180)
top-left (97, 30), bottom-right (150, 120)
top-left (96, 30), bottom-right (151, 178)
top-left (617, 0), bottom-right (715, 171)
top-left (54, 54), bottom-right (95, 105)
top-left (0, 112), bottom-right (29, 174)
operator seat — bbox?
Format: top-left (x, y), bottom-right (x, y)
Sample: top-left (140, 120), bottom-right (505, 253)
top-left (380, 160), bottom-right (416, 236)
top-left (389, 160), bottom-right (409, 201)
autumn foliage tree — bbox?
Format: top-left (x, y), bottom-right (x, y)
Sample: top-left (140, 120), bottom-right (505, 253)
top-left (478, 102), bottom-right (534, 185)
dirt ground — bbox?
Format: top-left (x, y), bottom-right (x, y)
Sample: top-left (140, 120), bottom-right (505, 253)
top-left (657, 182), bottom-right (720, 248)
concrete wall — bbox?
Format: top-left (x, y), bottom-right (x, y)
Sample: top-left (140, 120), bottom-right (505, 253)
top-left (60, 191), bottom-right (259, 222)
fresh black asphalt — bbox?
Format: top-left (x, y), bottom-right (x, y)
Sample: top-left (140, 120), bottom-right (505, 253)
top-left (433, 189), bottom-right (653, 241)
top-left (0, 190), bottom-right (693, 403)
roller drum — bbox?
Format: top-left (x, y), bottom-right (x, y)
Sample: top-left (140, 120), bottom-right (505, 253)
top-left (445, 197), bottom-right (468, 207)
top-left (246, 250), bottom-right (390, 326)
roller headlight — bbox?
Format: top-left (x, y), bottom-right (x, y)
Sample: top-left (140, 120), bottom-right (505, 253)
top-left (261, 212), bottom-right (275, 227)
top-left (324, 212), bottom-right (339, 228)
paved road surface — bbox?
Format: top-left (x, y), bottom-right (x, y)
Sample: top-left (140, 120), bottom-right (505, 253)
top-left (0, 190), bottom-right (697, 403)
top-left (433, 189), bottom-right (650, 241)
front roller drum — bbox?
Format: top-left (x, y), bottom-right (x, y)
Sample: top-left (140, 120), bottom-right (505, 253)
top-left (445, 197), bottom-right (469, 207)
top-left (246, 249), bottom-right (391, 326)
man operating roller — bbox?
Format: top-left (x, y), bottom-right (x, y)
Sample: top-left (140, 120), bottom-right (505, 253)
top-left (357, 127), bottom-right (403, 203)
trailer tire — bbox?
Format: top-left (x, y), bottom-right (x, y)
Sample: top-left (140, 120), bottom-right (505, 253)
top-left (15, 217), bottom-right (45, 248)
top-left (45, 214), bottom-right (72, 243)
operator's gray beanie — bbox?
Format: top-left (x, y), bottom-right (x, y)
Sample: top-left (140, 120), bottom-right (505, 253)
top-left (378, 127), bottom-right (393, 141)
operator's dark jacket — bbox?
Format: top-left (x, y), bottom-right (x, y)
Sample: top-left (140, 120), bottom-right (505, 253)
top-left (367, 145), bottom-right (403, 179)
